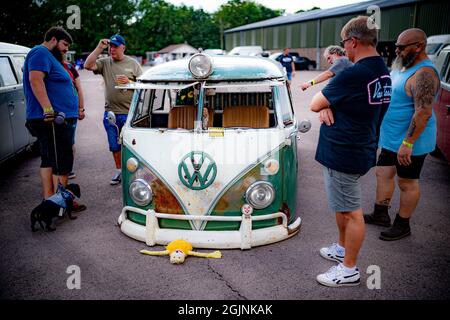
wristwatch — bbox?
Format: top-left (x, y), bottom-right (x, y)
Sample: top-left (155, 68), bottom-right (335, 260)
top-left (79, 108), bottom-right (85, 112)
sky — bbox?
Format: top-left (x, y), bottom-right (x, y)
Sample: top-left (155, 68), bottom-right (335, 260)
top-left (165, 0), bottom-right (367, 14)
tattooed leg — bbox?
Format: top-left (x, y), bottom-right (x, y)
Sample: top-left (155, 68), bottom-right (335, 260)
top-left (375, 166), bottom-right (396, 205)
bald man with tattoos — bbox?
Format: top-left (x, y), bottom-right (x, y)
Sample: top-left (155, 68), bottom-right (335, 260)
top-left (364, 28), bottom-right (440, 241)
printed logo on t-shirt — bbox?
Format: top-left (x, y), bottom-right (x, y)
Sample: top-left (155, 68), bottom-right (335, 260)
top-left (367, 75), bottom-right (391, 105)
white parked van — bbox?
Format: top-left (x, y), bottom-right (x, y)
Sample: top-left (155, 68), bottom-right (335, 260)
top-left (228, 46), bottom-right (269, 57)
top-left (426, 34), bottom-right (450, 64)
top-left (0, 42), bottom-right (35, 163)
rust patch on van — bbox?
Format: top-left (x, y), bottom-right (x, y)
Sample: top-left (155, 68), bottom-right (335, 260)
top-left (279, 203), bottom-right (291, 228)
top-left (151, 179), bottom-right (183, 214)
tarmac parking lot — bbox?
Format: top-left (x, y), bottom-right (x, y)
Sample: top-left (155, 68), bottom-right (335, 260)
top-left (1, 69), bottom-right (449, 300)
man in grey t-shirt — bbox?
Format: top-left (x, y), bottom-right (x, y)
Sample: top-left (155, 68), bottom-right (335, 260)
top-left (85, 34), bottom-right (142, 185)
top-left (300, 45), bottom-right (353, 91)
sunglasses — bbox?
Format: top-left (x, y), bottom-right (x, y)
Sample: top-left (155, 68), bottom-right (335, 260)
top-left (340, 38), bottom-right (352, 47)
top-left (339, 37), bottom-right (358, 48)
top-left (395, 41), bottom-right (421, 51)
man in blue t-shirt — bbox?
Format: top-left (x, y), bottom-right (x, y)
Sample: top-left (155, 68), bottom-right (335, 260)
top-left (24, 27), bottom-right (83, 204)
top-left (309, 16), bottom-right (392, 288)
top-left (278, 48), bottom-right (296, 86)
top-left (364, 28), bottom-right (439, 241)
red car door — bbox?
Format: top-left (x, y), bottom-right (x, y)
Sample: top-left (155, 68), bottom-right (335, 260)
top-left (434, 62), bottom-right (450, 163)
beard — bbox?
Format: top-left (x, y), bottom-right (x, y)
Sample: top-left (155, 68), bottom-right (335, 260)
top-left (51, 46), bottom-right (64, 62)
top-left (392, 51), bottom-right (419, 71)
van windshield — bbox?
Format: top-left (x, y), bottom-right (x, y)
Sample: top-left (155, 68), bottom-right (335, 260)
top-left (130, 81), bottom-right (283, 130)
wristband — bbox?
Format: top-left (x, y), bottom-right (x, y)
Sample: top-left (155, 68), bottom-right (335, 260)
top-left (402, 140), bottom-right (413, 148)
top-left (310, 79), bottom-right (315, 86)
top-left (43, 106), bottom-right (54, 113)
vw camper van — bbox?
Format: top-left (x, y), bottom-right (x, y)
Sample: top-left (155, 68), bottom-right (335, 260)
top-left (117, 53), bottom-right (311, 249)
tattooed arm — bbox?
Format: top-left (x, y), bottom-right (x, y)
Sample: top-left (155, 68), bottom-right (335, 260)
top-left (398, 67), bottom-right (439, 166)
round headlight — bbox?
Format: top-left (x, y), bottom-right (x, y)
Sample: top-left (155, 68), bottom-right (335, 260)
top-left (129, 179), bottom-right (153, 206)
top-left (245, 181), bottom-right (275, 209)
top-left (126, 157), bottom-right (139, 173)
top-left (188, 53), bottom-right (213, 78)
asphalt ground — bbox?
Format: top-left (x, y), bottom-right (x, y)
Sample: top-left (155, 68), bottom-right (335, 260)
top-left (1, 68), bottom-right (449, 301)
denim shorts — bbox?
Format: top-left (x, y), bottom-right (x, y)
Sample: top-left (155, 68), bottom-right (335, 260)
top-left (286, 72), bottom-right (293, 81)
top-left (103, 111), bottom-right (127, 152)
top-left (322, 166), bottom-right (362, 213)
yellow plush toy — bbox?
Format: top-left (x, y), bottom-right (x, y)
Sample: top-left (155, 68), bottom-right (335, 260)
top-left (140, 239), bottom-right (222, 264)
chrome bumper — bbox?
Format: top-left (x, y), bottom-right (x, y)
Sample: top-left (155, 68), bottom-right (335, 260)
top-left (118, 206), bottom-right (301, 249)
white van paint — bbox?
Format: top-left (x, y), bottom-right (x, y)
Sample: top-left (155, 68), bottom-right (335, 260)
top-left (427, 34), bottom-right (450, 64)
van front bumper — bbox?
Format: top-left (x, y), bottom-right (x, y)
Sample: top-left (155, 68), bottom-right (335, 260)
top-left (118, 206), bottom-right (301, 249)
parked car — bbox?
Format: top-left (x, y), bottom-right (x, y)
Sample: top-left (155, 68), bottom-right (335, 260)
top-left (432, 45), bottom-right (450, 163)
top-left (0, 42), bottom-right (35, 164)
top-left (115, 53), bottom-right (311, 249)
top-left (269, 52), bottom-right (317, 70)
top-left (203, 49), bottom-right (226, 56)
top-left (426, 34), bottom-right (450, 65)
top-left (228, 46), bottom-right (269, 57)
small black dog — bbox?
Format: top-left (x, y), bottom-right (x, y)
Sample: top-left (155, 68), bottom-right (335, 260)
top-left (30, 183), bottom-right (81, 232)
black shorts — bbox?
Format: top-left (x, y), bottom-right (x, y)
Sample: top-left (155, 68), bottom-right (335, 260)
top-left (376, 148), bottom-right (427, 179)
top-left (26, 119), bottom-right (76, 175)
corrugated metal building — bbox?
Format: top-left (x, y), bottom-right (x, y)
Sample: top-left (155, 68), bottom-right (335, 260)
top-left (224, 0), bottom-right (450, 69)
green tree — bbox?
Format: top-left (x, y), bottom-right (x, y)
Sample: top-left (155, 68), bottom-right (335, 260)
top-left (127, 0), bottom-right (219, 55)
top-left (213, 0), bottom-right (284, 48)
top-left (0, 0), bottom-right (137, 54)
top-left (0, 0), bottom-right (282, 56)
top-left (295, 6), bottom-right (321, 13)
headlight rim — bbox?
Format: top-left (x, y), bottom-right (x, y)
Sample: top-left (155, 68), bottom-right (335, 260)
top-left (245, 181), bottom-right (276, 210)
top-left (129, 178), bottom-right (153, 206)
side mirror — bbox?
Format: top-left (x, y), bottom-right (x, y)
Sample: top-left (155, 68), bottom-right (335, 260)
top-left (261, 52), bottom-right (269, 58)
top-left (107, 111), bottom-right (116, 125)
top-left (298, 119), bottom-right (311, 133)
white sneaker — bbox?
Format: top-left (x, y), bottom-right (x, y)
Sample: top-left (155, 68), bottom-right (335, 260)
top-left (316, 264), bottom-right (360, 287)
top-left (110, 171), bottom-right (121, 185)
top-left (320, 243), bottom-right (345, 263)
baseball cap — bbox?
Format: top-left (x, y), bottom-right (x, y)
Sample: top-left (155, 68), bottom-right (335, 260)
top-left (109, 34), bottom-right (126, 46)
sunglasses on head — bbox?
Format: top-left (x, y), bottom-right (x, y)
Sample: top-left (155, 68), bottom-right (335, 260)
top-left (395, 41), bottom-right (421, 51)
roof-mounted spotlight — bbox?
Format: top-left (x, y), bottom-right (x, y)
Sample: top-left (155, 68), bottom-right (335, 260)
top-left (188, 53), bottom-right (213, 79)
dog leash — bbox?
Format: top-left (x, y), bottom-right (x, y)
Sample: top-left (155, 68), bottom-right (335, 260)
top-left (51, 122), bottom-right (59, 177)
top-left (51, 122), bottom-right (65, 217)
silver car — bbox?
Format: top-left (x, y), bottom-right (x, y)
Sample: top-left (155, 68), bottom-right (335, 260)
top-left (0, 42), bottom-right (35, 163)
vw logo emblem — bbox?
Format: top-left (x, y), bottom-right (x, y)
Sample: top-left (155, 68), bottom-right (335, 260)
top-left (178, 152), bottom-right (217, 190)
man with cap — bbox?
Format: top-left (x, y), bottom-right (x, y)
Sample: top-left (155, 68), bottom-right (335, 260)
top-left (85, 34), bottom-right (142, 185)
